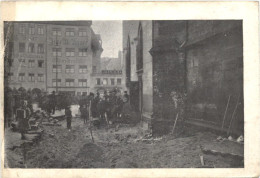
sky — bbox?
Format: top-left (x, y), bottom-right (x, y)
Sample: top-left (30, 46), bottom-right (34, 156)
top-left (92, 21), bottom-right (122, 58)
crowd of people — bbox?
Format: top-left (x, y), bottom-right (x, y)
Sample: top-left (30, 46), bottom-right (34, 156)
top-left (5, 87), bottom-right (131, 138)
top-left (77, 90), bottom-right (130, 128)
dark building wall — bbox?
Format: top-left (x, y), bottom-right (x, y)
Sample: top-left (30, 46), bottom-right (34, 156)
top-left (151, 21), bottom-right (187, 135)
top-left (151, 20), bottom-right (243, 135)
top-left (186, 21), bottom-right (243, 135)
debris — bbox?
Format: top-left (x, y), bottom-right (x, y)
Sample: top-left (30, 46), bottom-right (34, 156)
top-left (42, 123), bottom-right (61, 126)
top-left (228, 136), bottom-right (233, 141)
top-left (227, 94), bottom-right (240, 136)
top-left (171, 113), bottom-right (179, 135)
top-left (199, 154), bottom-right (204, 166)
top-left (221, 95), bottom-right (231, 129)
top-left (237, 135), bottom-right (244, 143)
top-left (49, 133), bottom-right (55, 138)
top-left (115, 124), bottom-right (120, 132)
top-left (217, 136), bottom-right (223, 141)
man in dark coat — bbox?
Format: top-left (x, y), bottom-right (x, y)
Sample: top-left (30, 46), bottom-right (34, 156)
top-left (50, 91), bottom-right (56, 114)
top-left (81, 104), bottom-right (89, 124)
top-left (92, 92), bottom-right (100, 118)
top-left (123, 91), bottom-right (129, 103)
top-left (65, 106), bottom-right (72, 131)
top-left (17, 100), bottom-right (31, 140)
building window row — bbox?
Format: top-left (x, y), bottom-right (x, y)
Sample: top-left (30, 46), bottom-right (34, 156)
top-left (19, 59), bottom-right (44, 68)
top-left (19, 43), bottom-right (45, 54)
top-left (17, 73), bottom-right (44, 82)
top-left (65, 65), bottom-right (74, 73)
top-left (19, 24), bottom-right (44, 35)
top-left (52, 27), bottom-right (87, 37)
top-left (52, 48), bottom-right (88, 57)
top-left (52, 65), bottom-right (88, 73)
top-left (96, 78), bottom-right (121, 86)
top-left (101, 70), bottom-right (122, 75)
top-left (52, 79), bottom-right (88, 87)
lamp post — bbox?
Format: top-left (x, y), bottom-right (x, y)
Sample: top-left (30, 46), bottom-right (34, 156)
top-left (55, 34), bottom-right (58, 93)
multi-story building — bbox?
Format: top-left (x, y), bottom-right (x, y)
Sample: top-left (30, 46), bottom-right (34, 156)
top-left (92, 69), bottom-right (123, 93)
top-left (5, 22), bottom-right (48, 91)
top-left (45, 21), bottom-right (103, 96)
top-left (4, 21), bottom-right (103, 95)
top-left (91, 52), bottom-right (125, 93)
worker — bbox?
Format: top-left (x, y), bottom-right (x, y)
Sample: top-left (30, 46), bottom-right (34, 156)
top-left (17, 100), bottom-right (31, 140)
top-left (81, 104), bottom-right (89, 124)
top-left (65, 105), bottom-right (72, 131)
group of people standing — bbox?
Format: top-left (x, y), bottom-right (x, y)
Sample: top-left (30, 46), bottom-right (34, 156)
top-left (77, 90), bottom-right (129, 127)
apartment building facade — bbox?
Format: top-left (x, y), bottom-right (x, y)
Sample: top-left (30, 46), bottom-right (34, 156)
top-left (91, 69), bottom-right (123, 93)
top-left (5, 21), bottom-right (103, 95)
top-left (5, 22), bottom-right (47, 91)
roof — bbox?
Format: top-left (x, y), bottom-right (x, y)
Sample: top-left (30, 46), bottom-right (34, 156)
top-left (8, 21), bottom-right (92, 27)
top-left (101, 57), bottom-right (122, 70)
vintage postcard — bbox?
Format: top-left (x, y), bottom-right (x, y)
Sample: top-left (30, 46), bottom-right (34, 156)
top-left (1, 1), bottom-right (259, 178)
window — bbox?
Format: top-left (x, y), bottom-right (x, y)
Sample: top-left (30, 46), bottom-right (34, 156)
top-left (192, 58), bottom-right (199, 67)
top-left (19, 73), bottom-right (25, 81)
top-left (103, 78), bottom-right (108, 85)
top-left (65, 28), bottom-right (75, 36)
top-left (19, 43), bottom-right (25, 53)
top-left (92, 66), bottom-right (97, 73)
top-left (8, 73), bottom-right (14, 80)
top-left (28, 73), bottom-right (35, 82)
top-left (28, 43), bottom-right (34, 53)
top-left (66, 48), bottom-right (75, 57)
top-left (79, 48), bottom-right (88, 56)
top-left (37, 26), bottom-right (44, 35)
top-left (66, 65), bottom-right (74, 73)
top-left (79, 30), bottom-right (87, 37)
top-left (53, 48), bottom-right (61, 56)
top-left (78, 79), bottom-right (87, 87)
top-left (117, 78), bottom-right (121, 85)
top-left (79, 65), bottom-right (87, 73)
top-left (37, 44), bottom-right (44, 53)
top-left (28, 60), bottom-right (35, 67)
top-left (53, 65), bottom-right (62, 73)
top-left (29, 25), bottom-right (35, 35)
top-left (38, 74), bottom-right (44, 82)
top-left (52, 28), bottom-right (61, 36)
top-left (52, 79), bottom-right (61, 87)
top-left (111, 78), bottom-right (115, 85)
top-left (96, 78), bottom-right (101, 85)
top-left (18, 59), bottom-right (26, 66)
top-left (38, 60), bottom-right (44, 68)
top-left (19, 24), bottom-right (26, 34)
top-left (65, 79), bottom-right (74, 87)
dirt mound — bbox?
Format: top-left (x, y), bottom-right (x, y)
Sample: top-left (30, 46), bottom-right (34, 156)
top-left (77, 143), bottom-right (103, 161)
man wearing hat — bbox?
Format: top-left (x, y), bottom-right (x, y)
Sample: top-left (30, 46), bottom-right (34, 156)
top-left (81, 104), bottom-right (89, 124)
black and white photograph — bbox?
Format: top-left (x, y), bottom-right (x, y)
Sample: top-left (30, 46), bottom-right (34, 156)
top-left (3, 19), bottom-right (245, 169)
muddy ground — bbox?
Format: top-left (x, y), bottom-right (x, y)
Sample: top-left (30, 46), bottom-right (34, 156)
top-left (5, 115), bottom-right (243, 168)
